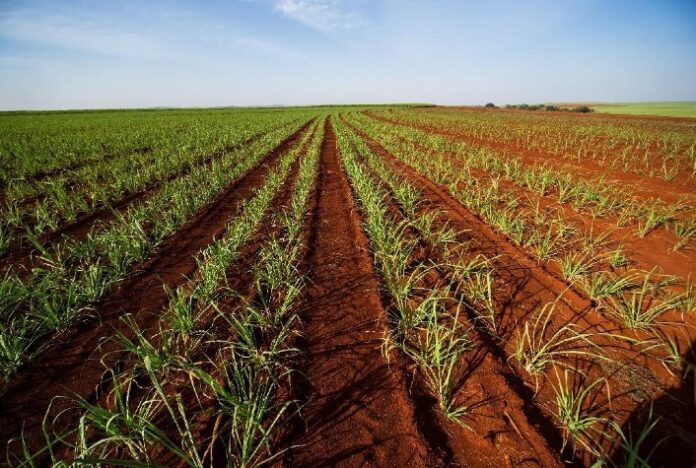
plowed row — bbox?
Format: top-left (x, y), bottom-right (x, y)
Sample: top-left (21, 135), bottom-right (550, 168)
top-left (1, 108), bottom-right (695, 467)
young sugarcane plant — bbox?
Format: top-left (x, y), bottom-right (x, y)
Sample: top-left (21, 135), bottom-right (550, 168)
top-left (513, 299), bottom-right (605, 389)
top-left (607, 404), bottom-right (664, 468)
top-left (405, 296), bottom-right (473, 427)
top-left (608, 247), bottom-right (631, 269)
top-left (558, 251), bottom-right (601, 283)
top-left (677, 280), bottom-right (696, 314)
top-left (582, 271), bottom-right (636, 301)
top-left (671, 216), bottom-right (696, 251)
top-left (551, 369), bottom-right (611, 457)
top-left (462, 269), bottom-right (497, 334)
top-left (636, 202), bottom-right (677, 238)
top-left (0, 318), bottom-right (35, 385)
top-left (605, 271), bottom-right (680, 330)
top-left (0, 223), bottom-right (9, 257)
top-left (192, 356), bottom-right (294, 468)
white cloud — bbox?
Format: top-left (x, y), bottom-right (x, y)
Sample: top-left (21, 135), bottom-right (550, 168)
top-left (0, 6), bottom-right (306, 64)
top-left (272, 0), bottom-right (359, 31)
top-left (0, 9), bottom-right (172, 60)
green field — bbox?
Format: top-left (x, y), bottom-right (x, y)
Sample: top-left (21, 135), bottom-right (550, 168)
top-left (591, 101), bottom-right (696, 118)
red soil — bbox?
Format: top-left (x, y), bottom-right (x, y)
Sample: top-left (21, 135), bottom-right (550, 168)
top-left (284, 119), bottom-right (434, 467)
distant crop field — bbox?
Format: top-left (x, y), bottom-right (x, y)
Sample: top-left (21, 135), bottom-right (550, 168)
top-left (591, 101), bottom-right (696, 118)
top-left (1, 106), bottom-right (695, 466)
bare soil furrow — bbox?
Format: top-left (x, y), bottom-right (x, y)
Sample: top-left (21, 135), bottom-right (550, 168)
top-left (283, 118), bottom-right (434, 467)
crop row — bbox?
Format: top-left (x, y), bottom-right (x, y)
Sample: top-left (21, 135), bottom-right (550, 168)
top-left (347, 114), bottom-right (696, 312)
top-left (336, 116), bottom-right (688, 464)
top-left (11, 116), bottom-right (324, 466)
top-left (348, 115), bottom-right (696, 337)
top-left (337, 118), bottom-right (476, 421)
top-left (357, 112), bottom-right (695, 237)
top-left (0, 109), bottom-right (291, 183)
top-left (379, 108), bottom-right (696, 181)
top-left (0, 115), bottom-right (311, 256)
top-left (0, 116), bottom-right (314, 387)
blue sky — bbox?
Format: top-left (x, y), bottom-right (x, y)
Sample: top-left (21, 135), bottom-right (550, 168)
top-left (0, 0), bottom-right (694, 110)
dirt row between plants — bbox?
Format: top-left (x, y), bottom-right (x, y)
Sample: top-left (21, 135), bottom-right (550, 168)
top-left (366, 121), bottom-right (696, 289)
top-left (280, 118), bottom-right (438, 467)
top-left (0, 119), bottom-right (315, 458)
top-left (0, 126), bottom-right (279, 273)
top-left (364, 111), bottom-right (696, 202)
top-left (345, 119), bottom-right (696, 465)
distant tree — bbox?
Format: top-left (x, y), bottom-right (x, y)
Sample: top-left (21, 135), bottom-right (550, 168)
top-left (571, 106), bottom-right (594, 113)
top-left (484, 102), bottom-right (496, 108)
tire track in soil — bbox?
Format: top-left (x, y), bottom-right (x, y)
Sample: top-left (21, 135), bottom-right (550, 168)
top-left (283, 118), bottom-right (435, 467)
top-left (348, 120), bottom-right (696, 463)
top-left (0, 119), bottom-right (314, 457)
top-left (0, 127), bottom-right (277, 273)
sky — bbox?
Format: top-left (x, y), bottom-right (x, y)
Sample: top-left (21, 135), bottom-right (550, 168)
top-left (0, 0), bottom-right (695, 110)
